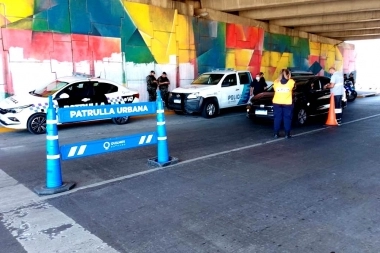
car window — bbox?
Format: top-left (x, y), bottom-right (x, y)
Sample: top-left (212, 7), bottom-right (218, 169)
top-left (319, 77), bottom-right (330, 86)
top-left (59, 82), bottom-right (95, 98)
top-left (94, 82), bottom-right (118, 94)
top-left (238, 72), bottom-right (250, 84)
top-left (33, 80), bottom-right (69, 97)
top-left (312, 79), bottom-right (321, 91)
top-left (294, 79), bottom-right (310, 92)
top-left (192, 74), bottom-right (224, 85)
top-left (222, 74), bottom-right (237, 87)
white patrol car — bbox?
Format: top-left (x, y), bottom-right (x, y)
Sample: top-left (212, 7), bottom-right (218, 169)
top-left (0, 76), bottom-right (139, 134)
top-left (167, 69), bottom-right (253, 118)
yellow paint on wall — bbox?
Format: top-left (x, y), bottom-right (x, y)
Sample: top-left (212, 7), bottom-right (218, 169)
top-left (309, 42), bottom-right (321, 56)
top-left (335, 46), bottom-right (343, 61)
top-left (150, 6), bottom-right (177, 33)
top-left (235, 49), bottom-right (254, 67)
top-left (269, 52), bottom-right (281, 67)
top-left (152, 30), bottom-right (177, 64)
top-left (179, 49), bottom-right (190, 63)
top-left (261, 51), bottom-right (270, 67)
top-left (177, 15), bottom-right (193, 51)
top-left (123, 2), bottom-right (153, 44)
top-left (124, 2), bottom-right (180, 64)
top-left (260, 67), bottom-right (270, 80)
top-left (226, 49), bottom-right (236, 69)
top-left (0, 0), bottom-right (34, 23)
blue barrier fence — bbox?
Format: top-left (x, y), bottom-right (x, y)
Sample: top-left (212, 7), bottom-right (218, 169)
top-left (34, 92), bottom-right (178, 196)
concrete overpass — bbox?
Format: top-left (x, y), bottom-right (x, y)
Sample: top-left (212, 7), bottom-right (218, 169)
top-left (188, 0), bottom-right (380, 41)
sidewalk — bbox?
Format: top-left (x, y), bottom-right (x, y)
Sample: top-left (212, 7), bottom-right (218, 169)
top-left (356, 85), bottom-right (380, 98)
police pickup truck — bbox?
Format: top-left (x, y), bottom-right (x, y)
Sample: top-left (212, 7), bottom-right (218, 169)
top-left (167, 70), bottom-right (253, 118)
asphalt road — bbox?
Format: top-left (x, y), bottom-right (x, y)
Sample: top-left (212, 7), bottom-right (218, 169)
top-left (1, 96), bottom-right (380, 252)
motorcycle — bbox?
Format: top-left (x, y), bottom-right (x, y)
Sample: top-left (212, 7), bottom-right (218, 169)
top-left (344, 80), bottom-right (357, 102)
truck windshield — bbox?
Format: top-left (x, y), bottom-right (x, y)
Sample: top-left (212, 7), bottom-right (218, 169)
top-left (192, 74), bottom-right (224, 85)
top-left (32, 80), bottom-right (69, 97)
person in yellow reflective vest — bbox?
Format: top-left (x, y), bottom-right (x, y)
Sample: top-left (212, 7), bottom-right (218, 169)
top-left (272, 69), bottom-right (295, 138)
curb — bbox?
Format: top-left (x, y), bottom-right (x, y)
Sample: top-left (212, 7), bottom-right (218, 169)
top-left (357, 92), bottom-right (378, 98)
top-left (0, 127), bottom-right (17, 133)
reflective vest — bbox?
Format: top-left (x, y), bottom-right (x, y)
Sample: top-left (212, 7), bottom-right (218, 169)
top-left (272, 79), bottom-right (295, 105)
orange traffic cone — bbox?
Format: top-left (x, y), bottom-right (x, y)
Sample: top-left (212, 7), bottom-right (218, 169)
top-left (325, 93), bottom-right (338, 126)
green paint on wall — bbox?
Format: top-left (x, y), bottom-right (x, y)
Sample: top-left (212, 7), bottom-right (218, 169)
top-left (32, 18), bottom-right (49, 32)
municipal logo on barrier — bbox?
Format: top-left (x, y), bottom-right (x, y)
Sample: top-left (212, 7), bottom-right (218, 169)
top-left (60, 132), bottom-right (157, 160)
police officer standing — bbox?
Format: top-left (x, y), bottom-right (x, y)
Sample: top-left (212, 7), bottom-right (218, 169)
top-left (146, 70), bottom-right (158, 101)
top-left (272, 69), bottom-right (295, 138)
top-left (250, 72), bottom-right (267, 96)
top-left (157, 72), bottom-right (170, 106)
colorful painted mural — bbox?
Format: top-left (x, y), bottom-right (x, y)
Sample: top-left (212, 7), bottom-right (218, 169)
top-left (0, 0), bottom-right (356, 101)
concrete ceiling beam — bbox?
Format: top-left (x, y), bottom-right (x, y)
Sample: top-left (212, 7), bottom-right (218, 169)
top-left (335, 35), bottom-right (380, 41)
top-left (239, 0), bottom-right (380, 20)
top-left (199, 0), bottom-right (339, 12)
top-left (318, 28), bottom-right (380, 37)
top-left (270, 10), bottom-right (380, 27)
top-left (298, 21), bottom-right (380, 33)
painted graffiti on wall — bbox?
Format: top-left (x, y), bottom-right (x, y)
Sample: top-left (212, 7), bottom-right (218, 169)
top-left (0, 0), bottom-right (356, 100)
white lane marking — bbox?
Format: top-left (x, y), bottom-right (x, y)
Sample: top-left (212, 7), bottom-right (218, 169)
top-left (0, 170), bottom-right (119, 253)
top-left (41, 112), bottom-right (380, 201)
top-left (0, 145), bottom-right (25, 151)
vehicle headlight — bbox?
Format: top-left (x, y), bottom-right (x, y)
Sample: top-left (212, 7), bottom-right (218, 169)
top-left (187, 92), bottom-right (200, 99)
top-left (6, 104), bottom-right (33, 113)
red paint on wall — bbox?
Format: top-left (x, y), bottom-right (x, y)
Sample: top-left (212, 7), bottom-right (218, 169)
top-left (248, 51), bottom-right (262, 77)
top-left (0, 28), bottom-right (122, 95)
top-left (226, 24), bottom-right (264, 51)
top-left (309, 55), bottom-right (320, 66)
top-left (89, 36), bottom-right (121, 61)
top-left (1, 29), bottom-right (121, 62)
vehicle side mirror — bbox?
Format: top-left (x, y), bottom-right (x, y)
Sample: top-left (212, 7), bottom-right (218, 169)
top-left (58, 93), bottom-right (69, 99)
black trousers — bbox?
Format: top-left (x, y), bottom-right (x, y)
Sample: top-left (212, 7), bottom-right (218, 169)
top-left (147, 86), bottom-right (157, 102)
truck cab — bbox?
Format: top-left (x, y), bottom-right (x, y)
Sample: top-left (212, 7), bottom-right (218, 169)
top-left (167, 70), bottom-right (253, 118)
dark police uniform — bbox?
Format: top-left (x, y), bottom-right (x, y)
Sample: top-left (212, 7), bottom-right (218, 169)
top-left (146, 75), bottom-right (157, 102)
top-left (157, 76), bottom-right (170, 105)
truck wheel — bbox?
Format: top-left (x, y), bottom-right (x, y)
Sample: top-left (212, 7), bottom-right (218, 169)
top-left (202, 100), bottom-right (217, 118)
top-left (112, 116), bottom-right (130, 125)
top-left (27, 113), bottom-right (47, 134)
